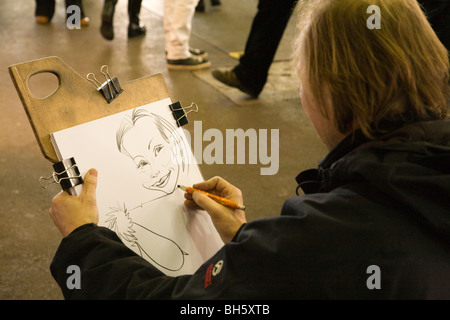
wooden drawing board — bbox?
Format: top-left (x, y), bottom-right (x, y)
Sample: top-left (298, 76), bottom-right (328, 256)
top-left (9, 56), bottom-right (170, 163)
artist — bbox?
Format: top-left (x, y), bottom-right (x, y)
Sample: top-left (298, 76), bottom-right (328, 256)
top-left (49, 0), bottom-right (450, 299)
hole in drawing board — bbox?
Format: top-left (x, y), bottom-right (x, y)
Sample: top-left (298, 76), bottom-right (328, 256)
top-left (27, 72), bottom-right (60, 99)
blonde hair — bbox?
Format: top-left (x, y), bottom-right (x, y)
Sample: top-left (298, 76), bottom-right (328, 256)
top-left (293, 0), bottom-right (449, 138)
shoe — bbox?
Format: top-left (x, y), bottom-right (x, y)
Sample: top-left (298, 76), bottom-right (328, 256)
top-left (212, 69), bottom-right (259, 98)
top-left (100, 0), bottom-right (117, 40)
top-left (36, 16), bottom-right (50, 24)
top-left (228, 51), bottom-right (244, 60)
top-left (80, 17), bottom-right (90, 27)
top-left (128, 22), bottom-right (146, 38)
top-left (189, 47), bottom-right (208, 58)
top-left (167, 56), bottom-right (211, 70)
top-left (101, 20), bottom-right (114, 40)
top-left (166, 48), bottom-right (208, 58)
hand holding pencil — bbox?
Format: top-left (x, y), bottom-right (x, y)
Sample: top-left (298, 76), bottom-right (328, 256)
top-left (178, 185), bottom-right (246, 211)
top-left (181, 176), bottom-right (247, 243)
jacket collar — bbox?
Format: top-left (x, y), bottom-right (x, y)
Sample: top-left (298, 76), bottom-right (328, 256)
top-left (295, 130), bottom-right (370, 194)
top-left (295, 118), bottom-right (450, 195)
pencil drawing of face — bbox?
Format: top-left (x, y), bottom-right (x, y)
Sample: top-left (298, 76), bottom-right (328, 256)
top-left (117, 109), bottom-right (187, 196)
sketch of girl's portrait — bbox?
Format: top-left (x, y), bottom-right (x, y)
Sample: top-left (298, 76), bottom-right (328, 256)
top-left (105, 108), bottom-right (194, 274)
top-left (52, 100), bottom-right (223, 276)
top-left (116, 109), bottom-right (189, 198)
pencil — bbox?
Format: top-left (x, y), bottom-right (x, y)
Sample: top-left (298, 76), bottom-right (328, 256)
top-left (178, 185), bottom-right (246, 211)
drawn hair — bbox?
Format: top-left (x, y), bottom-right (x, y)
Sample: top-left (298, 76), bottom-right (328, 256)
top-left (116, 109), bottom-right (189, 173)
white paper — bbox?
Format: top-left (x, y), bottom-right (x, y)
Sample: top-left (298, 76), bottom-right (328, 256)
top-left (51, 98), bottom-right (223, 276)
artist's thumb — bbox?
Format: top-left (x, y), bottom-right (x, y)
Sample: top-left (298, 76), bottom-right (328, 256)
top-left (81, 168), bottom-right (98, 206)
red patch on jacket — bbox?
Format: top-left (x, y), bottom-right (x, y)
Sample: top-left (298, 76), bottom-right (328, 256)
top-left (204, 264), bottom-right (213, 288)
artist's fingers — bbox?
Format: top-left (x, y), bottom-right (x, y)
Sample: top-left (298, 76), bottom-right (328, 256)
top-left (192, 192), bottom-right (246, 243)
top-left (192, 191), bottom-right (225, 214)
top-left (49, 190), bottom-right (65, 216)
top-left (193, 176), bottom-right (241, 200)
top-left (192, 176), bottom-right (222, 193)
top-left (80, 169), bottom-right (98, 206)
top-left (184, 197), bottom-right (202, 211)
top-left (184, 194), bottom-right (231, 212)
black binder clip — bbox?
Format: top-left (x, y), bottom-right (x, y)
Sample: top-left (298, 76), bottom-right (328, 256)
top-left (86, 65), bottom-right (124, 103)
top-left (39, 157), bottom-right (83, 191)
top-left (169, 101), bottom-right (198, 127)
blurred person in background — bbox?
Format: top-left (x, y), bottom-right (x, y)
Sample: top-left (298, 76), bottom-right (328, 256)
top-left (100, 0), bottom-right (146, 40)
top-left (35, 0), bottom-right (89, 26)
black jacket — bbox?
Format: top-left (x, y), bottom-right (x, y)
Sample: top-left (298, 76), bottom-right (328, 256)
top-left (50, 119), bottom-right (450, 299)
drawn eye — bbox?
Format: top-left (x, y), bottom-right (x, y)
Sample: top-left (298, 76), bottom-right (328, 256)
top-left (154, 144), bottom-right (163, 157)
top-left (137, 159), bottom-right (149, 169)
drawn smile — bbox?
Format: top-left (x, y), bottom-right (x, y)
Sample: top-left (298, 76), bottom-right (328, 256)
top-left (152, 171), bottom-right (171, 188)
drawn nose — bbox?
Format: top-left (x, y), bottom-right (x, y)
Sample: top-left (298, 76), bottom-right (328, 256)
top-left (151, 170), bottom-right (160, 179)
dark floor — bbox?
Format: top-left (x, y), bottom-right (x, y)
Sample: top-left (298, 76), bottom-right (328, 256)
top-left (0, 0), bottom-right (327, 299)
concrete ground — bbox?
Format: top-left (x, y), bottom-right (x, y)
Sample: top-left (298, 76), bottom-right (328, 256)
top-left (0, 0), bottom-right (327, 299)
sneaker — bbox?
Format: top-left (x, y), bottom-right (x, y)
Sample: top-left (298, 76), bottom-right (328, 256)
top-left (228, 51), bottom-right (244, 60)
top-left (211, 69), bottom-right (260, 97)
top-left (189, 47), bottom-right (208, 58)
top-left (167, 56), bottom-right (211, 70)
top-left (166, 48), bottom-right (208, 58)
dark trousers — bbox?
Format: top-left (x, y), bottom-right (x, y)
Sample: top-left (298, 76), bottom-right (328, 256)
top-left (128, 0), bottom-right (143, 24)
top-left (233, 0), bottom-right (297, 96)
top-left (102, 0), bottom-right (142, 24)
top-left (35, 0), bottom-right (86, 20)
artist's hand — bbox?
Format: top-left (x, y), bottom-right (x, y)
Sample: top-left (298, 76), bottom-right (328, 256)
top-left (184, 176), bottom-right (247, 243)
top-left (49, 169), bottom-right (99, 237)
